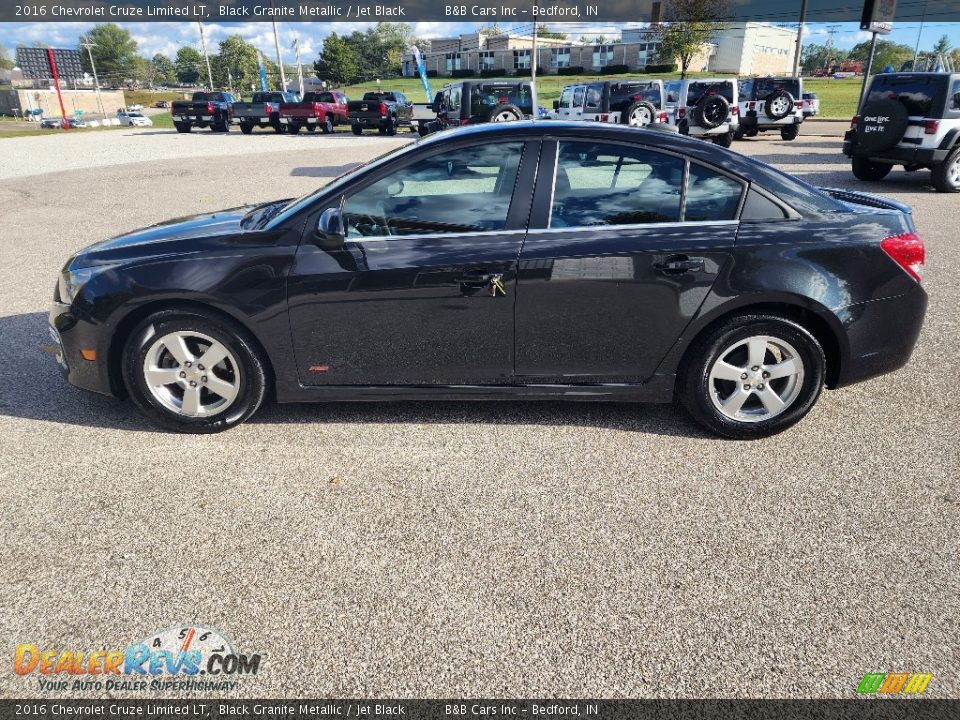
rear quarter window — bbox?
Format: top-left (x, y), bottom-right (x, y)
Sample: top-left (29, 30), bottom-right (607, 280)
top-left (687, 82), bottom-right (734, 105)
top-left (868, 75), bottom-right (947, 117)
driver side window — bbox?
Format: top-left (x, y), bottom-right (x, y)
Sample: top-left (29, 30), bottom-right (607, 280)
top-left (343, 142), bottom-right (524, 237)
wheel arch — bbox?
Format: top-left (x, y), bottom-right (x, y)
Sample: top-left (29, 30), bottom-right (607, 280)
top-left (668, 297), bottom-right (847, 391)
top-left (106, 300), bottom-right (276, 399)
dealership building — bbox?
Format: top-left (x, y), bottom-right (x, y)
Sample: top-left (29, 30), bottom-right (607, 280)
top-left (402, 23), bottom-right (797, 78)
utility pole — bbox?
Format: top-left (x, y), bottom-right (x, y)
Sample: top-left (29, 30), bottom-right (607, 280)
top-left (80, 37), bottom-right (105, 119)
top-left (530, 19), bottom-right (539, 120)
top-left (293, 35), bottom-right (304, 95)
top-left (198, 22), bottom-right (214, 90)
top-left (913, 0), bottom-right (930, 68)
top-left (793, 0), bottom-right (808, 77)
top-left (272, 19), bottom-right (287, 90)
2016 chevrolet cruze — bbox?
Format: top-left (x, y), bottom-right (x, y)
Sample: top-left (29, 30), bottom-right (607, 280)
top-left (50, 121), bottom-right (927, 437)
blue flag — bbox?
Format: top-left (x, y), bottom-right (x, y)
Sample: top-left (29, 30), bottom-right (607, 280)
top-left (411, 46), bottom-right (432, 103)
top-left (258, 51), bottom-right (269, 92)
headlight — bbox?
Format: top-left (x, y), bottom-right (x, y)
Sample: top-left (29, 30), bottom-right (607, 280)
top-left (58, 265), bottom-right (118, 304)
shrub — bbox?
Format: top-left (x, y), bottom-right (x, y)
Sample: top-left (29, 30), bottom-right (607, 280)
top-left (643, 63), bottom-right (677, 74)
top-left (451, 69), bottom-right (476, 78)
top-left (480, 68), bottom-right (505, 78)
top-left (605, 64), bottom-right (630, 74)
top-left (557, 66), bottom-right (585, 76)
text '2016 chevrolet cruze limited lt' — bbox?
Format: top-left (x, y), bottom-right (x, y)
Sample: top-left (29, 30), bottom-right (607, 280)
top-left (49, 122), bottom-right (927, 437)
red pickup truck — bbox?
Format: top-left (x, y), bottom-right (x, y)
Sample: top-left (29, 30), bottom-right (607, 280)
top-left (278, 91), bottom-right (349, 134)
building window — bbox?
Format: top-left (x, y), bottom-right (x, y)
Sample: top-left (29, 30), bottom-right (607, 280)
top-left (514, 50), bottom-right (531, 70)
top-left (551, 48), bottom-right (571, 69)
top-left (593, 45), bottom-right (614, 69)
top-left (480, 51), bottom-right (495, 71)
top-left (445, 53), bottom-right (461, 72)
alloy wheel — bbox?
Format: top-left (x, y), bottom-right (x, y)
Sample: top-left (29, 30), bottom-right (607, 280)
top-left (707, 335), bottom-right (805, 423)
top-left (142, 331), bottom-right (241, 418)
top-left (948, 155), bottom-right (960, 186)
top-left (629, 106), bottom-right (652, 126)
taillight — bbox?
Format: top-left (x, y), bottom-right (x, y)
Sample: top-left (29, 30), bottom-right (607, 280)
top-left (924, 119), bottom-right (939, 134)
top-left (598, 114), bottom-right (608, 122)
top-left (314, 103), bottom-right (323, 114)
top-left (748, 101), bottom-right (756, 110)
top-left (850, 115), bottom-right (860, 129)
top-left (264, 102), bottom-right (273, 114)
top-left (207, 102), bottom-right (215, 114)
top-left (379, 102), bottom-right (387, 115)
top-left (678, 107), bottom-right (686, 118)
top-left (460, 119), bottom-right (471, 126)
top-left (731, 105), bottom-right (739, 115)
top-left (881, 232), bottom-right (925, 282)
top-left (658, 112), bottom-right (668, 122)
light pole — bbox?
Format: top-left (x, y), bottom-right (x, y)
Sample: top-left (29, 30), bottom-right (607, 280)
top-left (793, 0), bottom-right (808, 77)
top-left (272, 19), bottom-right (287, 90)
top-left (198, 22), bottom-right (214, 90)
top-left (80, 37), bottom-right (105, 119)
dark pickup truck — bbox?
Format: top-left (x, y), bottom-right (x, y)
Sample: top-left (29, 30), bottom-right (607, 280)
top-left (171, 92), bottom-right (235, 133)
top-left (232, 91), bottom-right (300, 134)
top-left (417, 81), bottom-right (532, 136)
top-left (279, 91), bottom-right (349, 134)
top-left (348, 91), bottom-right (414, 135)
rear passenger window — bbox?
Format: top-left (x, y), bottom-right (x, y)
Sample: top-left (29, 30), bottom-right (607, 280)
top-left (741, 188), bottom-right (789, 221)
top-left (684, 164), bottom-right (744, 221)
top-left (550, 141), bottom-right (683, 227)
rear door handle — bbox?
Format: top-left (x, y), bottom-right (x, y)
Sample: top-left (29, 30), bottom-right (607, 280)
top-left (456, 272), bottom-right (496, 286)
top-left (654, 256), bottom-right (705, 273)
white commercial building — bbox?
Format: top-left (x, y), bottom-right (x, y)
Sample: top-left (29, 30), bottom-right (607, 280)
top-left (708, 23), bottom-right (798, 76)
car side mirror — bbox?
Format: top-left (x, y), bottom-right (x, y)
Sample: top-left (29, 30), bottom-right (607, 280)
top-left (432, 97), bottom-right (442, 113)
top-left (552, 100), bottom-right (560, 110)
top-left (315, 207), bottom-right (345, 250)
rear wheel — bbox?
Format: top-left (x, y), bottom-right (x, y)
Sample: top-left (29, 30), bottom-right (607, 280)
top-left (288, 123), bottom-right (301, 135)
top-left (679, 314), bottom-right (825, 439)
top-left (851, 156), bottom-right (892, 181)
top-left (930, 145), bottom-right (960, 192)
top-left (352, 123), bottom-right (363, 136)
top-left (174, 122), bottom-right (191, 134)
top-left (122, 310), bottom-right (268, 433)
top-left (306, 124), bottom-right (317, 133)
top-left (240, 123), bottom-right (253, 135)
top-left (322, 116), bottom-right (334, 134)
top-left (780, 125), bottom-right (799, 141)
top-left (713, 132), bottom-right (733, 148)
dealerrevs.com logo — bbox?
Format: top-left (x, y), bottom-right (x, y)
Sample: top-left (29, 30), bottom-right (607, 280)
top-left (856, 673), bottom-right (933, 695)
top-left (13, 625), bottom-right (262, 692)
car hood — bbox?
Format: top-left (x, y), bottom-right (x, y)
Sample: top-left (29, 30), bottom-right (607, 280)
top-left (66, 201), bottom-right (290, 270)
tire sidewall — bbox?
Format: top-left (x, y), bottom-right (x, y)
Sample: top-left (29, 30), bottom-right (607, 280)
top-left (681, 316), bottom-right (825, 438)
top-left (122, 312), bottom-right (267, 433)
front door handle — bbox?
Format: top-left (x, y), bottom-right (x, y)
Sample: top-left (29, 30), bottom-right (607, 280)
top-left (456, 271), bottom-right (496, 286)
top-left (653, 256), bottom-right (705, 273)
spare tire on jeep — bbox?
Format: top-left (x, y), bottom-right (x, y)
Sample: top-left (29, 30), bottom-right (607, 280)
top-left (854, 99), bottom-right (909, 153)
top-left (484, 104), bottom-right (523, 123)
top-left (622, 100), bottom-right (657, 127)
top-left (764, 90), bottom-right (795, 120)
top-left (694, 95), bottom-right (730, 129)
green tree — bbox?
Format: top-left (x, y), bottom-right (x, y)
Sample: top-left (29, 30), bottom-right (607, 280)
top-left (0, 45), bottom-right (13, 71)
top-left (536, 25), bottom-right (567, 40)
top-left (800, 43), bottom-right (848, 74)
top-left (79, 24), bottom-right (138, 85)
top-left (175, 46), bottom-right (203, 85)
top-left (654, 0), bottom-right (731, 78)
top-left (212, 35), bottom-right (260, 92)
top-left (315, 33), bottom-right (358, 85)
top-left (848, 39), bottom-right (914, 73)
top-left (151, 53), bottom-right (176, 86)
top-left (932, 34), bottom-right (952, 56)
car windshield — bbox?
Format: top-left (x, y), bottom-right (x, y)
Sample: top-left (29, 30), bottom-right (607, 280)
top-left (262, 142), bottom-right (420, 229)
top-left (752, 78), bottom-right (801, 99)
top-left (867, 74), bottom-right (948, 116)
top-left (687, 82), bottom-right (734, 104)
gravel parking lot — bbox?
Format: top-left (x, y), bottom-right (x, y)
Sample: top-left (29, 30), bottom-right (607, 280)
top-left (0, 127), bottom-right (956, 698)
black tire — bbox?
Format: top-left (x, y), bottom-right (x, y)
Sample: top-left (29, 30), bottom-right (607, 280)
top-left (780, 125), bottom-right (799, 141)
top-left (930, 145), bottom-right (960, 192)
top-left (122, 310), bottom-right (268, 433)
top-left (322, 116), bottom-right (333, 134)
top-left (854, 99), bottom-right (908, 153)
top-left (622, 100), bottom-right (657, 127)
top-left (733, 125), bottom-right (745, 141)
top-left (694, 95), bottom-right (729, 129)
top-left (306, 124), bottom-right (317, 133)
top-left (678, 314), bottom-right (826, 439)
top-left (713, 132), bottom-right (733, 148)
top-left (352, 123), bottom-right (363, 136)
top-left (851, 156), bottom-right (893, 181)
top-left (384, 117), bottom-right (397, 136)
top-left (678, 120), bottom-right (689, 136)
top-left (484, 104), bottom-right (523, 123)
top-left (273, 123), bottom-right (286, 134)
top-left (763, 90), bottom-right (794, 120)
top-left (240, 123), bottom-right (253, 135)
top-left (288, 123), bottom-right (301, 135)
top-left (174, 122), bottom-right (191, 134)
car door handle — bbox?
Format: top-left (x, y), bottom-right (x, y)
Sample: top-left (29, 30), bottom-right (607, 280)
top-left (456, 271), bottom-right (496, 286)
top-left (653, 256), bottom-right (705, 273)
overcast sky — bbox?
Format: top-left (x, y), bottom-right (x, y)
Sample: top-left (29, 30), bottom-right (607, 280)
top-left (2, 21), bottom-right (960, 62)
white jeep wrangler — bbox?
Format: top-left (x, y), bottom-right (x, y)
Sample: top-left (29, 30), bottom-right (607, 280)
top-left (664, 79), bottom-right (739, 147)
top-left (843, 72), bottom-right (960, 192)
top-left (736, 76), bottom-right (804, 141)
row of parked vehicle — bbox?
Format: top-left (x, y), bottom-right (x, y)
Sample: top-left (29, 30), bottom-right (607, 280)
top-left (546, 76), bottom-right (818, 147)
top-left (169, 81), bottom-right (542, 137)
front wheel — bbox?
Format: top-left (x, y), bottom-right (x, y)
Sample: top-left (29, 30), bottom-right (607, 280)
top-left (678, 314), bottom-right (825, 439)
top-left (122, 311), bottom-right (268, 433)
top-left (930, 145), bottom-right (960, 192)
top-left (851, 156), bottom-right (892, 181)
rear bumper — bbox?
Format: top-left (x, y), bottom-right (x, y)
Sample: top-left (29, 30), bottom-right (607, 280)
top-left (843, 130), bottom-right (949, 164)
top-left (740, 114), bottom-right (801, 129)
top-left (49, 301), bottom-right (114, 396)
top-left (834, 284), bottom-right (928, 388)
top-left (351, 116), bottom-right (387, 128)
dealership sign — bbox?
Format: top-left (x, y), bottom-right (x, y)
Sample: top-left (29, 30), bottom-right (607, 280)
top-left (861, 0), bottom-right (897, 34)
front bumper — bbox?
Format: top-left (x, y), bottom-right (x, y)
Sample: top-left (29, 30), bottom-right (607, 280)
top-left (834, 284), bottom-right (928, 388)
top-left (842, 130), bottom-right (950, 165)
top-left (49, 301), bottom-right (114, 396)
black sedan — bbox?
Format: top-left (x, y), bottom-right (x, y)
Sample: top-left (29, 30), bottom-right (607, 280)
top-left (50, 121), bottom-right (927, 437)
